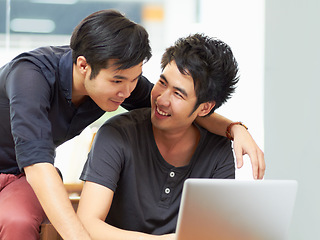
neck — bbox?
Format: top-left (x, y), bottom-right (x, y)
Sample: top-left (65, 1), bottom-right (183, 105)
top-left (153, 124), bottom-right (200, 167)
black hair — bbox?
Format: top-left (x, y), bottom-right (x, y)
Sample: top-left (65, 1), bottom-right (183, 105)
top-left (161, 33), bottom-right (239, 116)
top-left (70, 9), bottom-right (152, 79)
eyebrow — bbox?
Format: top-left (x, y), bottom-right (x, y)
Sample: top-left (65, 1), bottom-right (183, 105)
top-left (113, 72), bottom-right (143, 81)
top-left (160, 74), bottom-right (188, 97)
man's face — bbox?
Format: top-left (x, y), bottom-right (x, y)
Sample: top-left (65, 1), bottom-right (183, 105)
top-left (84, 60), bottom-right (143, 112)
top-left (151, 61), bottom-right (201, 133)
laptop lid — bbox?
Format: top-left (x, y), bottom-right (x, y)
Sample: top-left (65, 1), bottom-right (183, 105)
top-left (175, 179), bottom-right (298, 240)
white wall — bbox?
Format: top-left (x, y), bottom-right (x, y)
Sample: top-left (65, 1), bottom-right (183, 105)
top-left (199, 0), bottom-right (265, 179)
top-left (264, 0), bottom-right (320, 239)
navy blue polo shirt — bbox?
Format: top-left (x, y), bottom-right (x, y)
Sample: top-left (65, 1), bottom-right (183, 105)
top-left (0, 46), bottom-right (152, 174)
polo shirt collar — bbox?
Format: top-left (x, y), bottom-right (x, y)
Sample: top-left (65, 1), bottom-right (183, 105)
top-left (58, 49), bottom-right (73, 101)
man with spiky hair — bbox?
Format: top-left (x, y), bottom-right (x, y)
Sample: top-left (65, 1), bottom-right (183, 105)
top-left (78, 34), bottom-right (262, 240)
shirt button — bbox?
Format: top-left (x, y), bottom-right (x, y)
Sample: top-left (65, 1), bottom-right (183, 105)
top-left (170, 171), bottom-right (175, 178)
top-left (165, 188), bottom-right (170, 194)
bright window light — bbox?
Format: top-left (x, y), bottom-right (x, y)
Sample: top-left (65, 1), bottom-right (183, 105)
top-left (10, 18), bottom-right (56, 33)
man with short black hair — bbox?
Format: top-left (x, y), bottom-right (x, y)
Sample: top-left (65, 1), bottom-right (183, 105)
top-left (0, 10), bottom-right (264, 239)
top-left (0, 10), bottom-right (152, 240)
top-left (78, 33), bottom-right (257, 240)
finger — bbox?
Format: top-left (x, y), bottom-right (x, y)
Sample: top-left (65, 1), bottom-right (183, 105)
top-left (247, 150), bottom-right (259, 180)
top-left (257, 150), bottom-right (266, 179)
top-left (233, 144), bottom-right (244, 169)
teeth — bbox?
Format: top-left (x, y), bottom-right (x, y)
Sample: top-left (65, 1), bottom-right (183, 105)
top-left (156, 106), bottom-right (170, 116)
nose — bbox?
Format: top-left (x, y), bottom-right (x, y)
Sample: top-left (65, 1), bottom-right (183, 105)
top-left (117, 83), bottom-right (133, 99)
top-left (156, 89), bottom-right (170, 107)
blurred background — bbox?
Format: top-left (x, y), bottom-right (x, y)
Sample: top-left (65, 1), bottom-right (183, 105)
top-left (1, 0), bottom-right (319, 239)
top-left (0, 0), bottom-right (265, 181)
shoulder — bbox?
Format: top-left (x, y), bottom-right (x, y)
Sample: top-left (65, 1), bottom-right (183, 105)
top-left (5, 46), bottom-right (71, 85)
top-left (10, 46), bottom-right (71, 71)
top-left (91, 109), bottom-right (151, 159)
top-left (197, 124), bottom-right (232, 151)
top-left (95, 108), bottom-right (151, 141)
top-left (104, 108), bottom-right (151, 129)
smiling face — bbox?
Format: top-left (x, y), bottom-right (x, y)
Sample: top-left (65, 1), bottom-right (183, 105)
top-left (83, 60), bottom-right (143, 112)
top-left (151, 61), bottom-right (214, 134)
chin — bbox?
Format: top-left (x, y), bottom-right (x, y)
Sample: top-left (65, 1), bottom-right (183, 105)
top-left (102, 105), bottom-right (119, 112)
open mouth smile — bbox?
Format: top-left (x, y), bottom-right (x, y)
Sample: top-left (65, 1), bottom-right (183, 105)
top-left (156, 106), bottom-right (171, 116)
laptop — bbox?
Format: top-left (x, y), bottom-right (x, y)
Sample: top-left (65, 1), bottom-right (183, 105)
top-left (175, 179), bottom-right (298, 240)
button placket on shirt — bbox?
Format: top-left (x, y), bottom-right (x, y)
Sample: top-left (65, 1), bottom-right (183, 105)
top-left (164, 187), bottom-right (171, 194)
top-left (158, 169), bottom-right (183, 208)
top-left (164, 171), bottom-right (176, 194)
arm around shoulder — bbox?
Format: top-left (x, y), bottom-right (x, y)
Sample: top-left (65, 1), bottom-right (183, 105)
top-left (196, 113), bottom-right (265, 179)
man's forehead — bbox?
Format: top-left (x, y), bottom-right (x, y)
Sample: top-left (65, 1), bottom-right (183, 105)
top-left (107, 59), bottom-right (143, 70)
top-left (108, 61), bottom-right (143, 81)
top-left (169, 60), bottom-right (191, 74)
top-left (163, 62), bottom-right (194, 83)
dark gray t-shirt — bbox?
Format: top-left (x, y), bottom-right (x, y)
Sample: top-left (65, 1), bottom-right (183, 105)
top-left (81, 108), bottom-right (235, 235)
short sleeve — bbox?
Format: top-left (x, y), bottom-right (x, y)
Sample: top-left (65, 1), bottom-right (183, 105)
top-left (80, 123), bottom-right (125, 192)
top-left (211, 139), bottom-right (235, 179)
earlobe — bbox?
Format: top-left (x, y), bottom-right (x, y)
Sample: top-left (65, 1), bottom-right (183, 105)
top-left (198, 102), bottom-right (215, 117)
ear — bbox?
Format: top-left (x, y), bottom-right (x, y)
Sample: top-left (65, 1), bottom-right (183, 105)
top-left (76, 56), bottom-right (90, 75)
top-left (197, 101), bottom-right (215, 117)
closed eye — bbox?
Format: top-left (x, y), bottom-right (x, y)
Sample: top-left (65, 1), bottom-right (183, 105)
top-left (159, 79), bottom-right (166, 86)
top-left (112, 80), bottom-right (122, 84)
top-left (174, 91), bottom-right (184, 99)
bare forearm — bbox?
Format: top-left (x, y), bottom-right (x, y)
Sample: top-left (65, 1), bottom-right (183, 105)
top-left (78, 215), bottom-right (174, 240)
top-left (25, 163), bottom-right (91, 240)
top-left (195, 112), bottom-right (232, 137)
top-left (82, 219), bottom-right (144, 240)
top-left (77, 182), bottom-right (175, 240)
